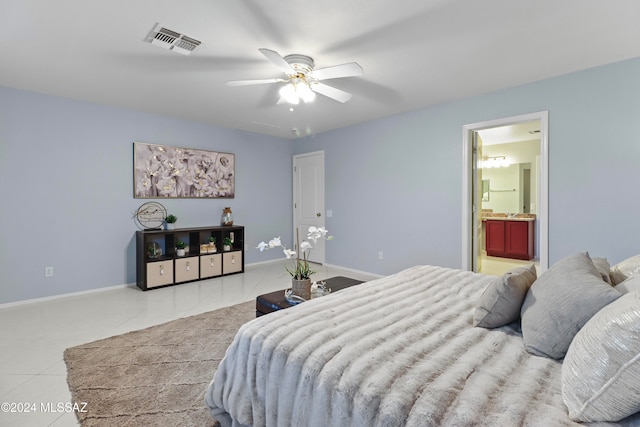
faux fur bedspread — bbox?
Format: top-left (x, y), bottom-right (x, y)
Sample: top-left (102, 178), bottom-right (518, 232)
top-left (204, 265), bottom-right (627, 426)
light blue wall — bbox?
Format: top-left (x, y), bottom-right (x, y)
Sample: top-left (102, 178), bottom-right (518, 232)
top-left (0, 87), bottom-right (293, 304)
top-left (3, 57), bottom-right (639, 304)
top-left (294, 57), bottom-right (640, 275)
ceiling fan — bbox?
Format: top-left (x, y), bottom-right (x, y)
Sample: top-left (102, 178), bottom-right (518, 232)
top-left (226, 48), bottom-right (363, 104)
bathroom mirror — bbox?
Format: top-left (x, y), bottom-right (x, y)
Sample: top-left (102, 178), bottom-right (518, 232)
top-left (481, 179), bottom-right (490, 202)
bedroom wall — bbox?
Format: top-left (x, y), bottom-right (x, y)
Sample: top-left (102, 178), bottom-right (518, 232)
top-left (0, 87), bottom-right (294, 304)
top-left (294, 57), bottom-right (640, 276)
top-left (3, 56), bottom-right (639, 304)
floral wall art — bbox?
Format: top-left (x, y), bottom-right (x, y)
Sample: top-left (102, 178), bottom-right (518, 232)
top-left (133, 142), bottom-right (235, 198)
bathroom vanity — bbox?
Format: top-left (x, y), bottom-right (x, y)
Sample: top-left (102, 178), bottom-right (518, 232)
top-left (484, 216), bottom-right (535, 260)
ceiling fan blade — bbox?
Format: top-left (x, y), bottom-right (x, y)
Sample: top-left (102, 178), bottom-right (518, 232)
top-left (311, 82), bottom-right (353, 103)
top-left (311, 62), bottom-right (363, 81)
top-left (226, 78), bottom-right (285, 87)
top-left (259, 48), bottom-right (295, 75)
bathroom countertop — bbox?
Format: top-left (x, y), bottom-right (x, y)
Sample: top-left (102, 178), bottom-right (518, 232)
top-left (482, 216), bottom-right (535, 222)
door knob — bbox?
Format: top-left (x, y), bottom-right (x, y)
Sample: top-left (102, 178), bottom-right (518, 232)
top-left (316, 212), bottom-right (321, 217)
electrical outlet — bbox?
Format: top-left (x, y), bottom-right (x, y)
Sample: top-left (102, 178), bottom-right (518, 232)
top-left (378, 251), bottom-right (384, 260)
top-left (45, 266), bottom-right (54, 277)
top-left (245, 244), bottom-right (248, 251)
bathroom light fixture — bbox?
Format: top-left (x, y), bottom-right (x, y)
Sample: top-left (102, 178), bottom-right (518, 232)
top-left (482, 156), bottom-right (510, 168)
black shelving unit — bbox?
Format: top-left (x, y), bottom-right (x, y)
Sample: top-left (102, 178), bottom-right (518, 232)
top-left (136, 225), bottom-right (244, 290)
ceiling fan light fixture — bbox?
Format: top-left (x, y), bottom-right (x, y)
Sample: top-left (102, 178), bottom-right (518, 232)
top-left (297, 82), bottom-right (316, 103)
top-left (227, 48), bottom-right (361, 105)
top-left (279, 83), bottom-right (299, 105)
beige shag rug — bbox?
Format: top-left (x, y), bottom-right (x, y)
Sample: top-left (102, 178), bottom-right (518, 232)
top-left (64, 300), bottom-right (255, 426)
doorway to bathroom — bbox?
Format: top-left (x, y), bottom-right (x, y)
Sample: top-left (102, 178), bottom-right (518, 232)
top-left (462, 111), bottom-right (549, 275)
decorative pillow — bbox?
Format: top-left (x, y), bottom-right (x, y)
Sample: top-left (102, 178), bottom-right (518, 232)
top-left (520, 252), bottom-right (621, 360)
top-left (562, 291), bottom-right (640, 422)
top-left (615, 276), bottom-right (640, 294)
top-left (610, 254), bottom-right (640, 285)
top-left (591, 257), bottom-right (612, 285)
top-left (473, 264), bottom-right (537, 328)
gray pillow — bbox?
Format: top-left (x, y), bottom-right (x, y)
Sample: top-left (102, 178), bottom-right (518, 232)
top-left (591, 256), bottom-right (612, 285)
top-left (562, 291), bottom-right (640, 422)
top-left (520, 252), bottom-right (621, 360)
top-left (473, 264), bottom-right (537, 328)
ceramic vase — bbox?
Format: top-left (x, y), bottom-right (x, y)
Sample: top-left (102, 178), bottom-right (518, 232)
top-left (292, 278), bottom-right (312, 300)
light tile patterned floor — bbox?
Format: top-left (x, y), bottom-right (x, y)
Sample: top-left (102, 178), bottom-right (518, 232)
top-left (0, 260), bottom-right (377, 426)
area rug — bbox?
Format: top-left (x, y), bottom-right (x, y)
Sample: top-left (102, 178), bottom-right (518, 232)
top-left (64, 300), bottom-right (255, 426)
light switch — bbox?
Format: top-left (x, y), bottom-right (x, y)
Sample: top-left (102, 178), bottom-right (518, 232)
top-left (326, 210), bottom-right (333, 218)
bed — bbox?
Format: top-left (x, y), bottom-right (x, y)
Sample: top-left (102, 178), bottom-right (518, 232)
top-left (205, 253), bottom-right (640, 426)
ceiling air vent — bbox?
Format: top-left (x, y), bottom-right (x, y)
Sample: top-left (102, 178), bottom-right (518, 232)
top-left (146, 24), bottom-right (201, 55)
top-left (173, 36), bottom-right (200, 55)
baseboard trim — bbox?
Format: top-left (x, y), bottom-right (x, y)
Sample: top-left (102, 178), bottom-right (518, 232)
top-left (321, 263), bottom-right (384, 280)
top-left (0, 282), bottom-right (136, 309)
top-left (0, 260), bottom-right (381, 309)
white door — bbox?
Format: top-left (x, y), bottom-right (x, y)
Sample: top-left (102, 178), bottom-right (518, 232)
top-left (293, 151), bottom-right (325, 264)
top-left (472, 131), bottom-right (483, 273)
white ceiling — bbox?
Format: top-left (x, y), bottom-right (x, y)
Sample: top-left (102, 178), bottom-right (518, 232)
top-left (478, 121), bottom-right (540, 146)
top-left (2, 0), bottom-right (640, 140)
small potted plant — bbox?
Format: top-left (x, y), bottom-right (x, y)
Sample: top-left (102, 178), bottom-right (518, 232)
top-left (175, 240), bottom-right (187, 256)
top-left (256, 227), bottom-right (333, 300)
top-left (147, 242), bottom-right (162, 259)
top-left (223, 237), bottom-right (233, 251)
top-left (208, 236), bottom-right (217, 253)
top-left (165, 214), bottom-right (177, 230)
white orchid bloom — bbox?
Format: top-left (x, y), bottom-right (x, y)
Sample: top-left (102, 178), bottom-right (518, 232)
top-left (257, 228), bottom-right (333, 279)
top-left (307, 227), bottom-right (320, 242)
top-left (268, 237), bottom-right (282, 248)
top-left (307, 226), bottom-right (329, 243)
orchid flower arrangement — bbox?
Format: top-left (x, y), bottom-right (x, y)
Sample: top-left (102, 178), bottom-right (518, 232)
top-left (257, 226), bottom-right (333, 280)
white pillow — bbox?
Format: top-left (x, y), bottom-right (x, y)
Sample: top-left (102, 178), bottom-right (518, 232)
top-left (610, 254), bottom-right (640, 285)
top-left (562, 291), bottom-right (640, 422)
top-left (615, 276), bottom-right (640, 294)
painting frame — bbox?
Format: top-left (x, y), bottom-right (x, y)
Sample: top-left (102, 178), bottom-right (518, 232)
top-left (133, 142), bottom-right (235, 199)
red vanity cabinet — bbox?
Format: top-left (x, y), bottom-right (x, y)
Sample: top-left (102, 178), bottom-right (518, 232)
top-left (485, 219), bottom-right (534, 260)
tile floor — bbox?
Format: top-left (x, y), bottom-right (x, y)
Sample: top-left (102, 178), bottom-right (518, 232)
top-left (478, 254), bottom-right (540, 276)
top-left (0, 260), bottom-right (378, 427)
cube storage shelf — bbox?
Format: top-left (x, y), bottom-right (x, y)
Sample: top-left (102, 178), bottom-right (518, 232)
top-left (136, 225), bottom-right (244, 291)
